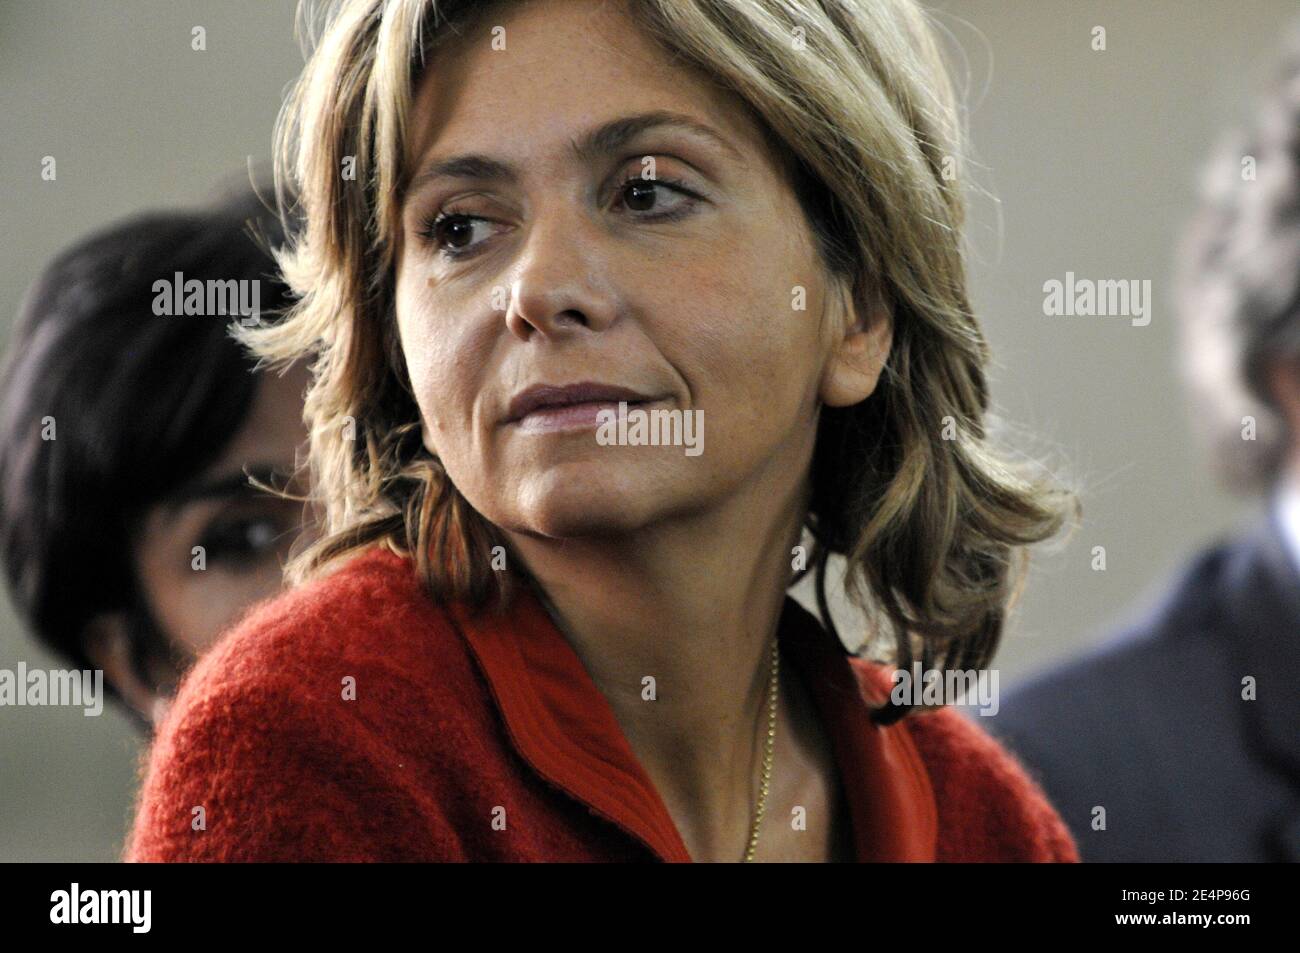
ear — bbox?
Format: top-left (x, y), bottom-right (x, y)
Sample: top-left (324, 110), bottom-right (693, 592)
top-left (819, 283), bottom-right (893, 408)
top-left (81, 613), bottom-right (170, 728)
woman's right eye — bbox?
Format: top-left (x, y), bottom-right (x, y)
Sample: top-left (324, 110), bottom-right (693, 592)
top-left (197, 514), bottom-right (295, 570)
top-left (420, 212), bottom-right (499, 259)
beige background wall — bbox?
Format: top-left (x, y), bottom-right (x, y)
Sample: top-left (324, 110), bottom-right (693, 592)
top-left (0, 0), bottom-right (1294, 860)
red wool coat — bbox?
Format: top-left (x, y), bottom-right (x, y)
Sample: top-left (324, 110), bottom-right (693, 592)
top-left (124, 545), bottom-right (1078, 862)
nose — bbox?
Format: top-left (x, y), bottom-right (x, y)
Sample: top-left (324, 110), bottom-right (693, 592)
top-left (504, 203), bottom-right (620, 340)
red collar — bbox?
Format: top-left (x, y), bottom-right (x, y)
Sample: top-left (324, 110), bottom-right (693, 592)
top-left (448, 583), bottom-right (937, 862)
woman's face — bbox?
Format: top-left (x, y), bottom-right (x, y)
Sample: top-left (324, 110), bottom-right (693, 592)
top-left (395, 0), bottom-right (848, 541)
top-left (131, 360), bottom-right (314, 660)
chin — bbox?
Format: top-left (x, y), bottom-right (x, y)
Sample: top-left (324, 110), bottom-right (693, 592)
top-left (503, 466), bottom-right (666, 539)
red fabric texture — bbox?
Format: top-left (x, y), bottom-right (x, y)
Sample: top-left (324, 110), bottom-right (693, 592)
top-left (123, 545), bottom-right (1078, 862)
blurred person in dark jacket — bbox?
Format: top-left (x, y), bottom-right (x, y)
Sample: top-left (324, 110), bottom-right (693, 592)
top-left (984, 29), bottom-right (1300, 862)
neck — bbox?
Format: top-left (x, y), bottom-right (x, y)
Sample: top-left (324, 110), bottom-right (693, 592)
top-left (503, 468), bottom-right (811, 861)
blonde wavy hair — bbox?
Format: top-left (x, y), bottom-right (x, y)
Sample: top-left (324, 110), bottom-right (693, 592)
top-left (241, 0), bottom-right (1078, 723)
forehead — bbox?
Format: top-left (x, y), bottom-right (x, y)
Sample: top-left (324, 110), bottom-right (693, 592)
top-left (200, 362), bottom-right (308, 482)
top-left (402, 0), bottom-right (771, 181)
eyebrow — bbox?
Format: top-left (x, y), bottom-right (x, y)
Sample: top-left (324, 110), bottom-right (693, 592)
top-left (164, 464), bottom-right (292, 509)
top-left (404, 110), bottom-right (743, 197)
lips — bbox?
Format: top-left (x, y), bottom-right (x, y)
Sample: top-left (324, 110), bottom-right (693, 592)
top-left (503, 381), bottom-right (657, 425)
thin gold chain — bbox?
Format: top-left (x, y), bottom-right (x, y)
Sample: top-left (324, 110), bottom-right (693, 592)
top-left (743, 634), bottom-right (781, 862)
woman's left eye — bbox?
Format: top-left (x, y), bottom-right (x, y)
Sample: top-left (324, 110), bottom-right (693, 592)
top-left (611, 174), bottom-right (699, 219)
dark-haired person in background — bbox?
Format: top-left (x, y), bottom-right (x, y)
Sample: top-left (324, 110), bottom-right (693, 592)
top-left (984, 29), bottom-right (1300, 862)
top-left (0, 187), bottom-right (313, 733)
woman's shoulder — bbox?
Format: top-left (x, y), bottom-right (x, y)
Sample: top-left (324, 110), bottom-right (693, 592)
top-left (182, 544), bottom-right (458, 696)
top-left (147, 543), bottom-right (496, 760)
top-left (849, 659), bottom-right (1080, 862)
top-left (125, 545), bottom-right (483, 861)
top-left (144, 543), bottom-right (481, 794)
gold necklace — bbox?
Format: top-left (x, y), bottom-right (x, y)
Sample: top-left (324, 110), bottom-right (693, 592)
top-left (743, 634), bottom-right (780, 862)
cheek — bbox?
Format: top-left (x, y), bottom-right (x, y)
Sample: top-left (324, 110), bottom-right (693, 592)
top-left (394, 269), bottom-right (488, 450)
top-left (654, 246), bottom-right (826, 436)
top-left (164, 569), bottom-right (286, 656)
top-left (132, 527), bottom-right (272, 655)
top-left (130, 560), bottom-right (212, 655)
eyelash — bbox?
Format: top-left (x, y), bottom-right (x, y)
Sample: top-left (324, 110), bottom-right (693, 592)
top-left (418, 173), bottom-right (702, 260)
